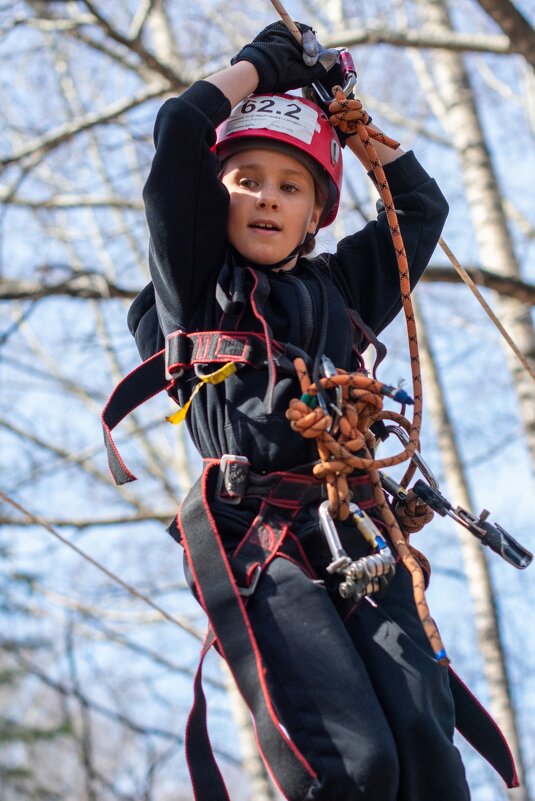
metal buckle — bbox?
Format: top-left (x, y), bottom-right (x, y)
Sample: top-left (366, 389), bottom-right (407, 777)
top-left (216, 454), bottom-right (250, 505)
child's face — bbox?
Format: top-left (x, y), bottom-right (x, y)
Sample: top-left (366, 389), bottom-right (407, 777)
top-left (220, 147), bottom-right (322, 269)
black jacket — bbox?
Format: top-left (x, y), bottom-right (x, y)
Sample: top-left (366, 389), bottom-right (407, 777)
top-left (130, 81), bottom-right (448, 473)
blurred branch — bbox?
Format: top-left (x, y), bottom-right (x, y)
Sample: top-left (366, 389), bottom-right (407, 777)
top-left (3, 266), bottom-right (534, 304)
top-left (79, 0), bottom-right (185, 86)
top-left (0, 82), bottom-right (169, 168)
top-left (420, 265), bottom-right (535, 305)
top-left (0, 513), bottom-right (175, 527)
top-left (474, 0), bottom-right (535, 69)
top-left (1, 195), bottom-right (144, 210)
top-left (325, 23), bottom-right (513, 54)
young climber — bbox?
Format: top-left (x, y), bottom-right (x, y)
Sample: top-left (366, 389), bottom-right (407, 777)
top-left (104, 20), bottom-right (517, 801)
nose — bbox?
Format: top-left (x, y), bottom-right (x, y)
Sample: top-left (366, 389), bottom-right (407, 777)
top-left (256, 187), bottom-right (279, 210)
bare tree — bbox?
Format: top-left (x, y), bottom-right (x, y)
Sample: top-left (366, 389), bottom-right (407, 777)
top-left (1, 1), bottom-right (534, 799)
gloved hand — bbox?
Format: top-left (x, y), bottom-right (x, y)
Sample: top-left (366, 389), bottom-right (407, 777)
top-left (231, 21), bottom-right (338, 94)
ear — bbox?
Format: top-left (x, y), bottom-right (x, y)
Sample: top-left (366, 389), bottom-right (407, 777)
top-left (307, 204), bottom-right (322, 233)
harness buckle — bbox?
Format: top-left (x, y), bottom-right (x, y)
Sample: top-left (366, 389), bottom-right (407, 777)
top-left (216, 454), bottom-right (251, 505)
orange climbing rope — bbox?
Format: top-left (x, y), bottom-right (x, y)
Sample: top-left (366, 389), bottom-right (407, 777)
top-left (285, 89), bottom-right (448, 663)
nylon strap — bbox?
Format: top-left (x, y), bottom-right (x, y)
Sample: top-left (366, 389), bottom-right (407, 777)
top-left (101, 330), bottom-right (282, 485)
top-left (178, 462), bottom-right (318, 801)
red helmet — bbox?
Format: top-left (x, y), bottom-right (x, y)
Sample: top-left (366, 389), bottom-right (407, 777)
top-left (215, 93), bottom-right (343, 227)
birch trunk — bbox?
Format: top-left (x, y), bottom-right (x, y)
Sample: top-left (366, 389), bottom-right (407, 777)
top-left (416, 0), bottom-right (535, 470)
top-left (414, 297), bottom-right (529, 800)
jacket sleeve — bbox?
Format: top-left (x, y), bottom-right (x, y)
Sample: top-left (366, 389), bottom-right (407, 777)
top-left (328, 151), bottom-right (449, 336)
top-left (142, 81), bottom-right (232, 338)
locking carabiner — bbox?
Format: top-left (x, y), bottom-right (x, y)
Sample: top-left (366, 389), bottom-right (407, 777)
top-left (303, 47), bottom-right (357, 109)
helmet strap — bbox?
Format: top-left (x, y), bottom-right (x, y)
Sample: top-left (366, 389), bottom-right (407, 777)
top-left (230, 232), bottom-right (315, 272)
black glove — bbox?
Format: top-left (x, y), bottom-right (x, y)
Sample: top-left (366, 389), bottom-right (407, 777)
top-left (231, 21), bottom-right (338, 94)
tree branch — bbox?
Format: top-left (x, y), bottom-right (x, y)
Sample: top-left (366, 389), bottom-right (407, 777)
top-left (0, 82), bottom-right (170, 168)
top-left (325, 23), bottom-right (513, 55)
top-left (3, 265), bottom-right (534, 304)
top-left (420, 265), bottom-right (535, 305)
top-left (79, 0), bottom-right (185, 87)
top-left (474, 0), bottom-right (535, 69)
top-left (0, 513), bottom-right (174, 527)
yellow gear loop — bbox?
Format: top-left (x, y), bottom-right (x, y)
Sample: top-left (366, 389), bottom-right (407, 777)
top-left (166, 362), bottom-right (237, 425)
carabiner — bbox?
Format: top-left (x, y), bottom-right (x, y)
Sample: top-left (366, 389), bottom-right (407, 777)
top-left (309, 48), bottom-right (357, 105)
top-left (383, 424), bottom-right (439, 489)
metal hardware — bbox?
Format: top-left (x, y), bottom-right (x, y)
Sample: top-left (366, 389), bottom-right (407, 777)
top-left (383, 424), bottom-right (439, 489)
top-left (412, 480), bottom-right (532, 570)
top-left (318, 501), bottom-right (396, 602)
top-left (379, 472), bottom-right (410, 503)
top-left (164, 332), bottom-right (185, 381)
top-left (318, 501), bottom-right (352, 574)
top-left (319, 354), bottom-right (343, 433)
top-left (216, 454), bottom-right (251, 505)
top-left (308, 48), bottom-right (357, 105)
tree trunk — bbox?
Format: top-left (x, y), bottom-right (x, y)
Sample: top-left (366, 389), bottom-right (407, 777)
top-left (414, 297), bottom-right (529, 800)
top-left (222, 663), bottom-right (279, 801)
top-left (416, 0), bottom-right (535, 470)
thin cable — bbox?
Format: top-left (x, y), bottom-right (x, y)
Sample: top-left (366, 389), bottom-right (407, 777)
top-left (439, 238), bottom-right (535, 383)
top-left (0, 490), bottom-right (202, 640)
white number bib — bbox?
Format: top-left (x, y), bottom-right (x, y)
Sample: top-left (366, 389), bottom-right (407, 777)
top-left (224, 95), bottom-right (318, 144)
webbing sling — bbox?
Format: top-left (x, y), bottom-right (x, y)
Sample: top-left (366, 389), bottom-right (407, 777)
top-left (178, 461), bottom-right (318, 801)
top-left (448, 670), bottom-right (518, 788)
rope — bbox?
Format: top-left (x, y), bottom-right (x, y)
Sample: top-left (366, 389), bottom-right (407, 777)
top-left (439, 237), bottom-right (535, 383)
top-left (285, 359), bottom-right (448, 663)
top-left (0, 490), bottom-right (202, 640)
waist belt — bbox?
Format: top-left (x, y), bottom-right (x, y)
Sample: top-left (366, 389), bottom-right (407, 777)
top-left (213, 454), bottom-right (377, 512)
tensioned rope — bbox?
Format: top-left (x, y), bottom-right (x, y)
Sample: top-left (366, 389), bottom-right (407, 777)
top-left (0, 490), bottom-right (201, 639)
top-left (286, 86), bottom-right (448, 662)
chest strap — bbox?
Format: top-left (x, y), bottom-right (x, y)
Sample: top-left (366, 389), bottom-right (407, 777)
top-left (101, 330), bottom-right (287, 485)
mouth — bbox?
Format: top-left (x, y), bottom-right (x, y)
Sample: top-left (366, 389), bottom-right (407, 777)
top-left (249, 220), bottom-right (281, 233)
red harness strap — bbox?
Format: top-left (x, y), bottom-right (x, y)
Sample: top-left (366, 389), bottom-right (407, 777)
top-left (178, 460), bottom-right (518, 796)
top-left (178, 461), bottom-right (319, 801)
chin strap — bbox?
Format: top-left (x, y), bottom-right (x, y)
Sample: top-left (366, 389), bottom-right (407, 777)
top-left (232, 232), bottom-right (315, 272)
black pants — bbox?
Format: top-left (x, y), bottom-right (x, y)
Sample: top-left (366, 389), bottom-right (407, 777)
top-left (244, 553), bottom-right (470, 801)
